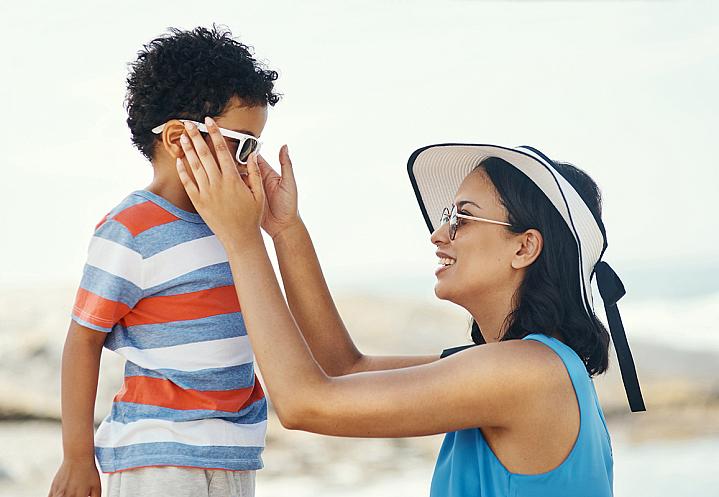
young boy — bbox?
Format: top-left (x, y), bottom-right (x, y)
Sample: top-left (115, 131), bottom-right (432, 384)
top-left (49, 26), bottom-right (280, 497)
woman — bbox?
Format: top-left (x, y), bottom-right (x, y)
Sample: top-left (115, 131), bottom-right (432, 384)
top-left (175, 117), bottom-right (644, 496)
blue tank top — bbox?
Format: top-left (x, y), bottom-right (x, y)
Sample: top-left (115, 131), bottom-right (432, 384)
top-left (430, 333), bottom-right (613, 497)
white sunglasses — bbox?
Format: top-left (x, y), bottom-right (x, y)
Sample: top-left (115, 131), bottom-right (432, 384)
top-left (151, 119), bottom-right (262, 164)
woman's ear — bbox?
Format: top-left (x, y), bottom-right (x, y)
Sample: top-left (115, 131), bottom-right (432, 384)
top-left (160, 119), bottom-right (186, 158)
top-left (511, 229), bottom-right (543, 269)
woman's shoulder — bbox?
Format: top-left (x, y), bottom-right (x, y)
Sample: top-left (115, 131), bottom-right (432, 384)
top-left (477, 336), bottom-right (576, 393)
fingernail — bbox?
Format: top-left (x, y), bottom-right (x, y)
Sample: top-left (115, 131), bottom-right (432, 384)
top-left (205, 116), bottom-right (215, 126)
top-left (184, 121), bottom-right (194, 131)
top-left (180, 133), bottom-right (189, 143)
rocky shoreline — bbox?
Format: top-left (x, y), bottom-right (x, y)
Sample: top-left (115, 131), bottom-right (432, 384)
top-left (1, 287), bottom-right (718, 496)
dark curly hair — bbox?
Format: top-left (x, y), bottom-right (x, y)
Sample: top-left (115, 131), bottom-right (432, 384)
top-left (470, 157), bottom-right (611, 376)
top-left (125, 25), bottom-right (281, 161)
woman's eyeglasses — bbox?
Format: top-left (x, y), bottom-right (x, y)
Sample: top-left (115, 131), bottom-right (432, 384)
top-left (152, 119), bottom-right (261, 164)
top-left (440, 205), bottom-right (512, 240)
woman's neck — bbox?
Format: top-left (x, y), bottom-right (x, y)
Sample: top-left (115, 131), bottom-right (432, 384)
top-left (465, 286), bottom-right (518, 343)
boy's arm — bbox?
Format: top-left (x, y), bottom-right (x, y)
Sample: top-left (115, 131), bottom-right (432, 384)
top-left (49, 321), bottom-right (104, 497)
top-left (273, 221), bottom-right (439, 377)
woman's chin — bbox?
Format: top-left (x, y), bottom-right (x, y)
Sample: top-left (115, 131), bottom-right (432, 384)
top-left (433, 281), bottom-right (454, 302)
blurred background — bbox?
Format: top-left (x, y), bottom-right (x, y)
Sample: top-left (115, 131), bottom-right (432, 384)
top-left (1, 0), bottom-right (717, 495)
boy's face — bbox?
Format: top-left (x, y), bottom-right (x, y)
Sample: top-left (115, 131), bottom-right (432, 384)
top-left (208, 96), bottom-right (268, 175)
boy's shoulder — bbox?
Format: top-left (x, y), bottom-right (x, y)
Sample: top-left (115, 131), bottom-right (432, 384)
top-left (95, 190), bottom-right (183, 239)
top-left (92, 190), bottom-right (210, 257)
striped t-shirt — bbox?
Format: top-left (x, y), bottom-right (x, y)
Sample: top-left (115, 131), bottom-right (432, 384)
top-left (71, 189), bottom-right (266, 473)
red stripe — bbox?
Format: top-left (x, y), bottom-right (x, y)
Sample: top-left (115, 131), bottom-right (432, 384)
top-left (113, 201), bottom-right (179, 236)
top-left (73, 288), bottom-right (131, 329)
top-left (122, 285), bottom-right (240, 327)
top-left (114, 375), bottom-right (265, 412)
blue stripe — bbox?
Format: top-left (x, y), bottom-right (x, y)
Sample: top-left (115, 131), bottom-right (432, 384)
top-left (107, 194), bottom-right (148, 219)
top-left (79, 264), bottom-right (143, 309)
top-left (94, 218), bottom-right (139, 248)
top-left (134, 222), bottom-right (215, 258)
top-left (109, 397), bottom-right (267, 424)
top-left (96, 442), bottom-right (263, 473)
top-left (70, 314), bottom-right (113, 333)
top-left (123, 361), bottom-right (256, 391)
top-left (103, 312), bottom-right (247, 350)
top-left (143, 262), bottom-right (234, 297)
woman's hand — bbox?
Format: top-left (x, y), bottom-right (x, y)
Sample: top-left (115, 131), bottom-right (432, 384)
top-left (256, 147), bottom-right (300, 239)
top-left (176, 118), bottom-right (265, 247)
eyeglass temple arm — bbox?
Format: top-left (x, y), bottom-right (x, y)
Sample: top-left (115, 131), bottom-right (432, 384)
top-left (455, 213), bottom-right (512, 227)
top-left (151, 120), bottom-right (209, 135)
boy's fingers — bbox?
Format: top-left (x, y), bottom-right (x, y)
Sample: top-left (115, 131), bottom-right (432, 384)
top-left (176, 158), bottom-right (200, 198)
top-left (204, 116), bottom-right (238, 177)
top-left (179, 134), bottom-right (210, 189)
top-left (183, 121), bottom-right (221, 184)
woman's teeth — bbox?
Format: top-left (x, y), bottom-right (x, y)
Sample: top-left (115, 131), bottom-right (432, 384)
top-left (438, 257), bottom-right (456, 267)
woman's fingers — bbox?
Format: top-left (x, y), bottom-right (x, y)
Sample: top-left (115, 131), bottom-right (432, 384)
top-left (176, 158), bottom-right (200, 199)
top-left (182, 121), bottom-right (221, 184)
top-left (179, 133), bottom-right (210, 189)
top-left (256, 154), bottom-right (279, 182)
top-left (247, 153), bottom-right (266, 203)
top-left (204, 116), bottom-right (238, 177)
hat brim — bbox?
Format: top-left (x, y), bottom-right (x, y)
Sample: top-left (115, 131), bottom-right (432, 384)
top-left (407, 143), bottom-right (607, 313)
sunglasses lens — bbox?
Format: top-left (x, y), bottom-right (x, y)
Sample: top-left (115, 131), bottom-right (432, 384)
top-left (449, 206), bottom-right (458, 240)
top-left (238, 138), bottom-right (259, 163)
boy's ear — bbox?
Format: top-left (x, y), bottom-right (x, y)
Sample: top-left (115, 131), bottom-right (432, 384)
top-left (160, 119), bottom-right (187, 158)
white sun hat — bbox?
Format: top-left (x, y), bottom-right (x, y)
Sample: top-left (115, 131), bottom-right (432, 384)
top-left (408, 143), bottom-right (645, 413)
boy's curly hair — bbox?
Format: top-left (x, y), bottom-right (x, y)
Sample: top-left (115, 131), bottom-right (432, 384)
top-left (125, 25), bottom-right (280, 161)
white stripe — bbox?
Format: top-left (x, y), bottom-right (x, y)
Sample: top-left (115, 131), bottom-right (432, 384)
top-left (142, 235), bottom-right (228, 289)
top-left (95, 417), bottom-right (267, 448)
top-left (86, 236), bottom-right (144, 287)
top-left (85, 235), bottom-right (229, 290)
top-left (115, 336), bottom-right (254, 371)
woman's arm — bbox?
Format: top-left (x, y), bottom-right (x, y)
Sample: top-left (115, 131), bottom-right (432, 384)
top-left (48, 322), bottom-right (104, 497)
top-left (225, 233), bottom-right (552, 436)
top-left (272, 219), bottom-right (439, 376)
top-left (174, 118), bottom-right (554, 437)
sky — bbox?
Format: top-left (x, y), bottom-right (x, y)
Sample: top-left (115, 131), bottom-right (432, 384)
top-left (0, 0), bottom-right (717, 299)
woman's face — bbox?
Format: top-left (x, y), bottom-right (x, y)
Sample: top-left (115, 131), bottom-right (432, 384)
top-left (430, 168), bottom-right (520, 307)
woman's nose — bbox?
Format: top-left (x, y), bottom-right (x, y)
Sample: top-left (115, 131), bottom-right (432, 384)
top-left (430, 221), bottom-right (450, 246)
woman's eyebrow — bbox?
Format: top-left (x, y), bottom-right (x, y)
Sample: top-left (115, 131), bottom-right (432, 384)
top-left (456, 200), bottom-right (482, 210)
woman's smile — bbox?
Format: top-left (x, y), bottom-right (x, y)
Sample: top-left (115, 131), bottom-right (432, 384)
top-left (435, 251), bottom-right (457, 276)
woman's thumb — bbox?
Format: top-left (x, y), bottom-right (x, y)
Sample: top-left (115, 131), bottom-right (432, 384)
top-left (279, 144), bottom-right (295, 184)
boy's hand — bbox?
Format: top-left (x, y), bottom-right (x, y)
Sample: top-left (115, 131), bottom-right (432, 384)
top-left (256, 146), bottom-right (300, 239)
top-left (48, 459), bottom-right (101, 497)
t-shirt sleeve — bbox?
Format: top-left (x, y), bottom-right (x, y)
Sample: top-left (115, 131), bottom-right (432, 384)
top-left (71, 217), bottom-right (144, 333)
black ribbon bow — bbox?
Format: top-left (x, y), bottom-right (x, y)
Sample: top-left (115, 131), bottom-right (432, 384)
top-left (595, 261), bottom-right (646, 412)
